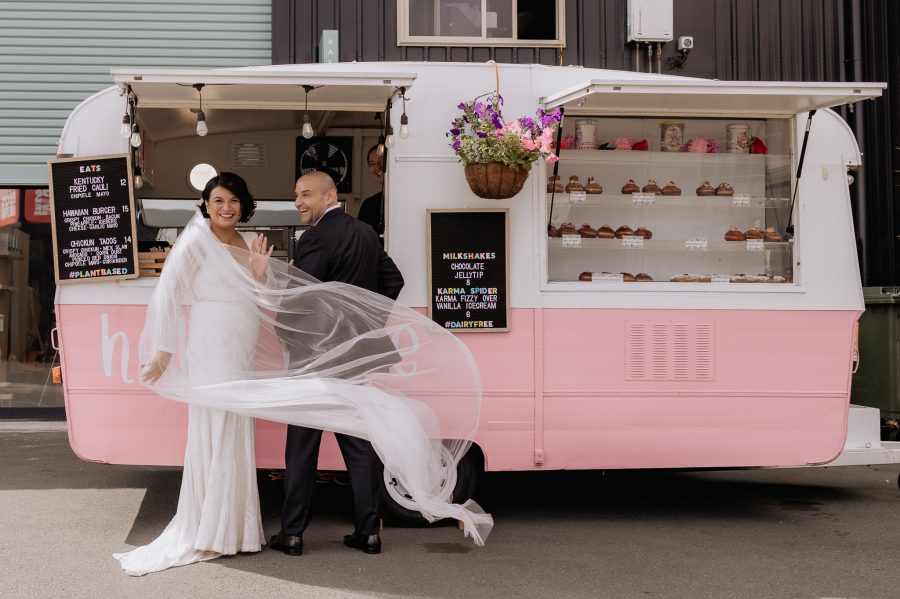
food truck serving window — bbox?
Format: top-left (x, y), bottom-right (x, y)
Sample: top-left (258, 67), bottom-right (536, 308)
top-left (546, 114), bottom-right (795, 286)
top-left (541, 80), bottom-right (884, 289)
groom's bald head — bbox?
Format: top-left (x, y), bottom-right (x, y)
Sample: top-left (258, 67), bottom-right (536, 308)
top-left (295, 171), bottom-right (339, 226)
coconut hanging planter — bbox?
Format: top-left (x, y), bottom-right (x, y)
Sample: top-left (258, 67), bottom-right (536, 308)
top-left (464, 162), bottom-right (529, 200)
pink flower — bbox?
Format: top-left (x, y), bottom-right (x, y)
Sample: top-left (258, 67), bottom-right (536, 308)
top-left (505, 120), bottom-right (522, 133)
top-left (519, 134), bottom-right (538, 151)
top-left (546, 154), bottom-right (559, 164)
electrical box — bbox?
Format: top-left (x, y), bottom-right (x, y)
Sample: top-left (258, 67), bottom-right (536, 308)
top-left (627, 0), bottom-right (674, 42)
top-left (319, 30), bottom-right (339, 63)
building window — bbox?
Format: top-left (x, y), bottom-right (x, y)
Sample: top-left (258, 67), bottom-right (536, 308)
top-left (398, 0), bottom-right (565, 47)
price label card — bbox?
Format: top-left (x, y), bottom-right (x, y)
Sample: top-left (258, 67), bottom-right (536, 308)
top-left (746, 239), bottom-right (765, 252)
top-left (621, 235), bottom-right (644, 249)
top-left (592, 273), bottom-right (624, 283)
top-left (568, 190), bottom-right (586, 204)
top-left (685, 238), bottom-right (709, 251)
top-left (561, 234), bottom-right (582, 248)
top-left (731, 194), bottom-right (752, 207)
top-left (632, 192), bottom-right (657, 205)
top-left (712, 275), bottom-right (731, 284)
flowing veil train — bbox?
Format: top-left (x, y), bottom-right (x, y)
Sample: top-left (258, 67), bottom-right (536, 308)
top-left (118, 211), bottom-right (492, 571)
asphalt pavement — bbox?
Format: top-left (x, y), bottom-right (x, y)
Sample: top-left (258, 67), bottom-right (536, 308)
top-left (1, 424), bottom-right (898, 599)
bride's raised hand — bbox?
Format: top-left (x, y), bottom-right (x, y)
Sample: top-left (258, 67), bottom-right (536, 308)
top-left (249, 233), bottom-right (274, 281)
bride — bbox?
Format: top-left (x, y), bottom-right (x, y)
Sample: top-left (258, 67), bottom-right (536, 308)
top-left (114, 173), bottom-right (491, 576)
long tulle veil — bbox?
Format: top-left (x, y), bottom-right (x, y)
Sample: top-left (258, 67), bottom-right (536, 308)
top-left (140, 210), bottom-right (493, 544)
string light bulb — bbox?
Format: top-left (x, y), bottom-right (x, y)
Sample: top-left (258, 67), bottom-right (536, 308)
top-left (384, 125), bottom-right (396, 149)
top-left (376, 134), bottom-right (385, 157)
top-left (196, 110), bottom-right (208, 136)
top-left (133, 165), bottom-right (144, 189)
top-left (193, 84), bottom-right (208, 136)
top-left (301, 85), bottom-right (315, 139)
top-left (120, 114), bottom-right (131, 139)
top-left (130, 123), bottom-right (142, 148)
top-left (398, 88), bottom-right (410, 138)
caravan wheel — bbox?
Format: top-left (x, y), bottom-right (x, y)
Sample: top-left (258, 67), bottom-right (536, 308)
top-left (379, 445), bottom-right (481, 526)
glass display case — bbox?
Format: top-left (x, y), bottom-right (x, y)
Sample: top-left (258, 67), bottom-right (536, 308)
top-left (546, 116), bottom-right (795, 285)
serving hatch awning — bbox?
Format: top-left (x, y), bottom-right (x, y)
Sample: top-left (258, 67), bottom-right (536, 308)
top-left (541, 80), bottom-right (885, 117)
top-left (112, 66), bottom-right (417, 112)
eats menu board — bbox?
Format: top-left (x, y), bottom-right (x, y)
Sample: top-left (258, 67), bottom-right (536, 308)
top-left (427, 209), bottom-right (509, 332)
top-left (48, 154), bottom-right (139, 284)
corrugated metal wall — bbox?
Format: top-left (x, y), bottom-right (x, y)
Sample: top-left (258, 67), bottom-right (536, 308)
top-left (0, 0), bottom-right (272, 185)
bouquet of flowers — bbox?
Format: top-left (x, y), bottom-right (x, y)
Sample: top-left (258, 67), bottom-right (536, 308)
top-left (447, 95), bottom-right (563, 171)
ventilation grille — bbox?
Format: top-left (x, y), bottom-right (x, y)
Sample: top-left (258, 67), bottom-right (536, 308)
top-left (625, 321), bottom-right (715, 381)
top-left (231, 142), bottom-right (267, 169)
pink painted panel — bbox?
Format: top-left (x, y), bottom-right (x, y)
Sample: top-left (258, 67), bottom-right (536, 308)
top-left (540, 309), bottom-right (857, 468)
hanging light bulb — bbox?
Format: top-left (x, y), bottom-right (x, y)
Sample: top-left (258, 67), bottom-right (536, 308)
top-left (130, 123), bottom-right (142, 148)
top-left (376, 134), bottom-right (385, 157)
top-left (192, 84), bottom-right (208, 137)
top-left (120, 114), bottom-right (131, 139)
top-left (301, 84), bottom-right (315, 139)
top-left (384, 125), bottom-right (396, 149)
top-left (133, 165), bottom-right (144, 189)
top-left (196, 110), bottom-right (208, 136)
top-left (398, 88), bottom-right (410, 138)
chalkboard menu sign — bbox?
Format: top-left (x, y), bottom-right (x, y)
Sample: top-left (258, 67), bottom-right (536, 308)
top-left (47, 154), bottom-right (139, 284)
top-left (427, 209), bottom-right (509, 332)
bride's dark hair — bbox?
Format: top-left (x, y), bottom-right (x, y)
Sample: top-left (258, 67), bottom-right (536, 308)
top-left (198, 172), bottom-right (256, 222)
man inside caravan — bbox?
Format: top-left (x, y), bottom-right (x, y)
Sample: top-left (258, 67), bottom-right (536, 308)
top-left (356, 144), bottom-right (385, 244)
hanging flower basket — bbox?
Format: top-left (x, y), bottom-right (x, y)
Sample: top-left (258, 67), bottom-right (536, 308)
top-left (446, 61), bottom-right (562, 201)
top-left (463, 162), bottom-right (529, 200)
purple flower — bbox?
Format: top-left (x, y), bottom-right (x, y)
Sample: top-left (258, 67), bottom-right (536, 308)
top-left (476, 131), bottom-right (487, 139)
top-left (474, 102), bottom-right (485, 118)
top-left (450, 128), bottom-right (460, 136)
top-left (452, 139), bottom-right (461, 151)
top-left (457, 102), bottom-right (466, 110)
top-left (491, 114), bottom-right (503, 129)
top-left (521, 116), bottom-right (535, 131)
top-left (540, 115), bottom-right (554, 128)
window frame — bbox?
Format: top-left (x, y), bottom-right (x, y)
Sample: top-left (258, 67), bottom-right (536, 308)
top-left (397, 0), bottom-right (566, 47)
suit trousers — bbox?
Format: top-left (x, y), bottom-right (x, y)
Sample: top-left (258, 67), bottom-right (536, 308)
top-left (282, 424), bottom-right (381, 536)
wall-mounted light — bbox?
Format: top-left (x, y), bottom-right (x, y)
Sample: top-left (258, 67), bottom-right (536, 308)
top-left (193, 83), bottom-right (208, 136)
top-left (301, 85), bottom-right (315, 138)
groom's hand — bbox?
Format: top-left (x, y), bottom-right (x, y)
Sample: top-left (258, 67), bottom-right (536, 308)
top-left (140, 352), bottom-right (173, 384)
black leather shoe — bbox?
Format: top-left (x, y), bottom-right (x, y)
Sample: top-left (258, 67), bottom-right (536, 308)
top-left (343, 531), bottom-right (381, 554)
top-left (269, 532), bottom-right (303, 556)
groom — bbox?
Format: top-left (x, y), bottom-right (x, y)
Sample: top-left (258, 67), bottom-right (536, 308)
top-left (270, 171), bottom-right (404, 556)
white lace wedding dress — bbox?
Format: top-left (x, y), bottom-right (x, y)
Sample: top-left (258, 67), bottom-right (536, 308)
top-left (114, 231), bottom-right (265, 576)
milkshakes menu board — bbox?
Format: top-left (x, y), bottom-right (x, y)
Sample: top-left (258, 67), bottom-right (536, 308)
top-left (427, 209), bottom-right (509, 332)
top-left (48, 154), bottom-right (139, 284)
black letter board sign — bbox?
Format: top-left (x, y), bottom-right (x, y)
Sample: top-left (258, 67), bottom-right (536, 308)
top-left (427, 209), bottom-right (509, 332)
top-left (47, 154), bottom-right (139, 284)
